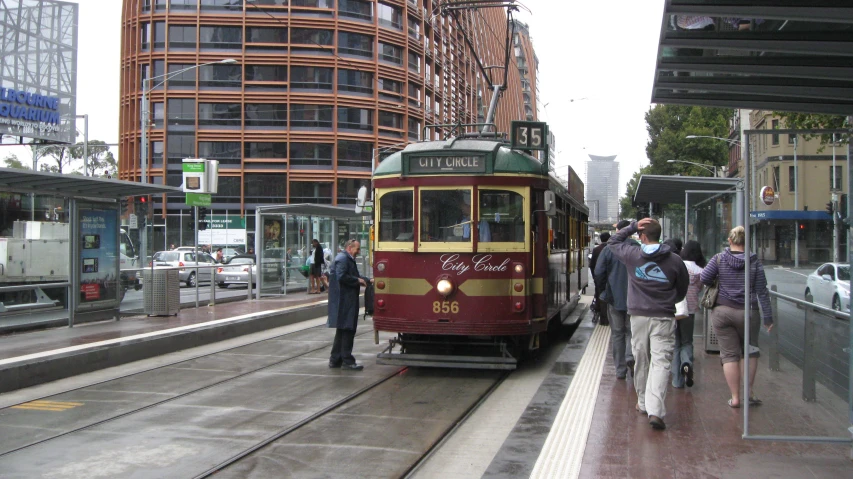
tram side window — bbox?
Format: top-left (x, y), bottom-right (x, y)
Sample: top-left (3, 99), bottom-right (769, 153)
top-left (479, 190), bottom-right (524, 242)
top-left (378, 191), bottom-right (414, 241)
top-left (420, 189), bottom-right (471, 242)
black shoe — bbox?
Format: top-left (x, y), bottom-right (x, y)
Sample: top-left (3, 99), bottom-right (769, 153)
top-left (626, 359), bottom-right (635, 377)
top-left (329, 361), bottom-right (342, 368)
top-left (341, 363), bottom-right (364, 371)
top-left (683, 363), bottom-right (694, 388)
top-left (649, 415), bottom-right (666, 430)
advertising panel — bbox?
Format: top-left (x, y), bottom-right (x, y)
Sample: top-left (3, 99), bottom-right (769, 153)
top-left (197, 215), bottom-right (247, 246)
top-left (79, 205), bottom-right (119, 307)
top-left (0, 0), bottom-right (78, 144)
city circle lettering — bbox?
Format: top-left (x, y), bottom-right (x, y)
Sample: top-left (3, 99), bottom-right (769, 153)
top-left (411, 156), bottom-right (485, 173)
top-left (440, 254), bottom-right (510, 275)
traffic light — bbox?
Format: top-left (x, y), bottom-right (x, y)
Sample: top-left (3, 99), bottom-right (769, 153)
top-left (189, 208), bottom-right (196, 228)
top-left (198, 207), bottom-right (209, 231)
top-left (120, 197), bottom-right (130, 214)
top-left (134, 196), bottom-right (149, 226)
top-left (826, 202), bottom-right (834, 215)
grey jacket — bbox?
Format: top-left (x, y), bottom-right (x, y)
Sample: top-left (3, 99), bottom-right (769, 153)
top-left (593, 239), bottom-right (638, 312)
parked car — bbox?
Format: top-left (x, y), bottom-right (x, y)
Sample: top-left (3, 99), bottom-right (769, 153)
top-left (220, 247), bottom-right (243, 262)
top-left (215, 256), bottom-right (257, 288)
top-left (805, 262), bottom-right (850, 312)
top-left (152, 251), bottom-right (217, 287)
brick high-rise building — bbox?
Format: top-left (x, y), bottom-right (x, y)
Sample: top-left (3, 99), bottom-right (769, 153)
top-left (118, 1), bottom-right (536, 248)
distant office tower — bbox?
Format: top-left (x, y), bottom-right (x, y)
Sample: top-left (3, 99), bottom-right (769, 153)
top-left (585, 155), bottom-right (619, 222)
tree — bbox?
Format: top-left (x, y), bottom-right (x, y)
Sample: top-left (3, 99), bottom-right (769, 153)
top-left (645, 105), bottom-right (732, 177)
top-left (71, 140), bottom-right (117, 177)
top-left (31, 145), bottom-right (73, 174)
top-left (774, 112), bottom-right (849, 147)
top-left (620, 166), bottom-right (650, 220)
top-left (3, 154), bottom-right (28, 170)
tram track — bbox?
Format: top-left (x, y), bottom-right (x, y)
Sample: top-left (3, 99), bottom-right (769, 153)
top-left (0, 322), bottom-right (377, 459)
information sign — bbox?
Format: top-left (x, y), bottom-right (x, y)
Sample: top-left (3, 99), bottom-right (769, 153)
top-left (511, 121), bottom-right (548, 151)
top-left (186, 193), bottom-right (212, 207)
top-left (408, 155), bottom-right (486, 174)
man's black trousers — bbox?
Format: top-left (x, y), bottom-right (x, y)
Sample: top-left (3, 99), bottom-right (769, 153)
top-left (330, 328), bottom-right (357, 365)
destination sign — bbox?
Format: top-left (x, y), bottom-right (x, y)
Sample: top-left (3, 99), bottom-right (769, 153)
top-left (409, 155), bottom-right (487, 174)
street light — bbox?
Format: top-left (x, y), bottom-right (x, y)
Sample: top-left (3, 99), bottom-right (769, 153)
top-left (685, 134), bottom-right (741, 146)
top-left (667, 159), bottom-right (717, 177)
top-left (140, 59), bottom-right (237, 185)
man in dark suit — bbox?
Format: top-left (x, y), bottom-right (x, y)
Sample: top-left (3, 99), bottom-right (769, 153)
top-left (328, 239), bottom-right (373, 370)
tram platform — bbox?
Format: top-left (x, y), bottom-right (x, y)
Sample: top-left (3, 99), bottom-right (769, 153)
top-left (484, 314), bottom-right (853, 479)
top-left (0, 291), bottom-right (332, 394)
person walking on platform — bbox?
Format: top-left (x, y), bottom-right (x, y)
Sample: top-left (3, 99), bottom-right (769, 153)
top-left (607, 218), bottom-right (688, 430)
top-left (671, 240), bottom-right (706, 389)
top-left (327, 239), bottom-right (373, 370)
top-left (700, 226), bottom-right (773, 408)
top-left (589, 232), bottom-right (611, 325)
top-left (594, 221), bottom-right (636, 379)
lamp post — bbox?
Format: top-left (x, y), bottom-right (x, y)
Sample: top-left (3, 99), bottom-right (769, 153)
top-left (139, 59), bottom-right (236, 266)
top-left (666, 159), bottom-right (717, 177)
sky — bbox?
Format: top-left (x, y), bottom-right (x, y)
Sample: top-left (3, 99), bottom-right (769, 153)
top-left (4, 0), bottom-right (666, 194)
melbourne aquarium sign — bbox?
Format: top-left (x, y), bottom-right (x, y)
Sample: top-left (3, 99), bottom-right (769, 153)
top-left (0, 87), bottom-right (62, 135)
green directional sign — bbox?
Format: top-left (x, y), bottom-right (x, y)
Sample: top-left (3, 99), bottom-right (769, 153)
top-left (186, 193), bottom-right (212, 207)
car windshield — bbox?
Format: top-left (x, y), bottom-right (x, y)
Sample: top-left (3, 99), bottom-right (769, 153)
top-left (838, 266), bottom-right (850, 281)
top-left (230, 258), bottom-right (254, 265)
top-left (160, 252), bottom-right (179, 262)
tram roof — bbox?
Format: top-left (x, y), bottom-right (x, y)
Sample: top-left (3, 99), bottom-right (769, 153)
top-left (651, 1), bottom-right (853, 115)
top-left (374, 139), bottom-right (547, 177)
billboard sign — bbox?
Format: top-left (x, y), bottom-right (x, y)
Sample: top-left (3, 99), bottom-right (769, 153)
top-left (197, 215), bottom-right (246, 246)
top-left (0, 0), bottom-right (78, 144)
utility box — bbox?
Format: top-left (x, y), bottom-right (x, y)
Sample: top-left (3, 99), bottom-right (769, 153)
top-left (142, 269), bottom-right (180, 316)
top-left (703, 308), bottom-right (720, 353)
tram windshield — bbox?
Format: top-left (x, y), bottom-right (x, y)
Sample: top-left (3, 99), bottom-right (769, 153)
top-left (420, 189), bottom-right (472, 242)
top-left (378, 190), bottom-right (415, 242)
top-left (479, 190), bottom-right (525, 243)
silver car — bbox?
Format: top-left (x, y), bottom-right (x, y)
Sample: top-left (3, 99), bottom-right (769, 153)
top-left (152, 251), bottom-right (217, 287)
top-left (215, 256), bottom-right (257, 288)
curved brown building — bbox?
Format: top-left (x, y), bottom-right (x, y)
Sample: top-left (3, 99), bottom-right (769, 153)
top-left (118, 0), bottom-right (536, 241)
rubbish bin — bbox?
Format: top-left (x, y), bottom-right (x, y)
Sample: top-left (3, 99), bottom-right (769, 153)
top-left (143, 269), bottom-right (180, 316)
top-left (703, 307), bottom-right (720, 353)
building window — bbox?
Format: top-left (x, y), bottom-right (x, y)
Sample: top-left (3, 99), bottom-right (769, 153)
top-left (245, 174), bottom-right (287, 203)
top-left (199, 63), bottom-right (242, 88)
top-left (152, 102), bottom-right (164, 128)
top-left (215, 176), bottom-right (242, 204)
top-left (789, 133), bottom-right (796, 145)
top-left (245, 65), bottom-right (287, 82)
top-left (408, 52), bottom-right (420, 72)
top-left (378, 110), bottom-right (402, 129)
top-left (789, 165), bottom-right (795, 192)
top-left (198, 141), bottom-right (241, 166)
top-left (151, 140), bottom-right (165, 168)
top-left (408, 16), bottom-right (420, 40)
top-left (290, 104), bottom-right (333, 128)
top-left (339, 0), bottom-right (372, 21)
top-left (771, 119), bottom-right (779, 145)
top-left (378, 78), bottom-right (402, 101)
top-left (773, 166), bottom-right (780, 191)
top-left (290, 66), bottom-right (333, 89)
top-left (338, 32), bottom-right (373, 58)
top-left (199, 26), bottom-right (242, 49)
top-left (337, 140), bottom-right (372, 169)
top-left (170, 0), bottom-right (198, 10)
top-left (379, 42), bottom-right (402, 64)
top-left (408, 81), bottom-right (421, 107)
top-left (290, 143), bottom-right (333, 168)
top-left (338, 107), bottom-right (373, 131)
top-left (338, 69), bottom-right (373, 94)
top-left (247, 27), bottom-right (288, 43)
top-left (245, 142), bottom-right (287, 159)
top-left (198, 103), bottom-right (242, 127)
top-left (831, 165), bottom-right (843, 190)
top-left (167, 63), bottom-right (197, 88)
top-left (292, 0), bottom-right (334, 7)
top-left (377, 2), bottom-right (402, 29)
top-left (153, 22), bottom-right (166, 49)
top-left (337, 178), bottom-right (369, 205)
top-left (200, 0), bottom-right (242, 12)
top-left (291, 28), bottom-right (333, 45)
top-left (168, 25), bottom-right (196, 49)
top-left (167, 98), bottom-right (196, 126)
top-left (290, 181), bottom-right (333, 204)
top-left (166, 132), bottom-right (195, 164)
top-left (141, 23), bottom-right (151, 50)
top-left (245, 103), bottom-right (287, 127)
top-left (408, 117), bottom-right (420, 140)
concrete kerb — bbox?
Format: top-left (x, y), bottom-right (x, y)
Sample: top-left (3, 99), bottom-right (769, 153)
top-left (0, 300), bottom-right (331, 394)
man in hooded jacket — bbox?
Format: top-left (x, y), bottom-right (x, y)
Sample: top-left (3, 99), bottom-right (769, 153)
top-left (594, 220), bottom-right (636, 379)
top-left (327, 239), bottom-right (372, 370)
top-left (608, 218), bottom-right (688, 430)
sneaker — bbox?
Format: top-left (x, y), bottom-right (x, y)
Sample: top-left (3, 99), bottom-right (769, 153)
top-left (341, 363), bottom-right (364, 371)
top-left (683, 363), bottom-right (694, 388)
top-left (626, 359), bottom-right (635, 377)
top-left (649, 415), bottom-right (666, 430)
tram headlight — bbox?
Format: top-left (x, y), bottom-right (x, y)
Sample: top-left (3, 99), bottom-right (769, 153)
top-left (514, 264), bottom-right (523, 273)
top-left (377, 262), bottom-right (386, 272)
top-left (436, 279), bottom-right (455, 296)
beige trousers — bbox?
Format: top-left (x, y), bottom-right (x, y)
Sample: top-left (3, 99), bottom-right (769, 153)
top-left (631, 315), bottom-right (676, 418)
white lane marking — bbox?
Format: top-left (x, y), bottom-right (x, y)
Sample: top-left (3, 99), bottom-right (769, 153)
top-left (772, 266), bottom-right (810, 278)
top-left (0, 301), bottom-right (328, 368)
top-left (530, 324), bottom-right (610, 479)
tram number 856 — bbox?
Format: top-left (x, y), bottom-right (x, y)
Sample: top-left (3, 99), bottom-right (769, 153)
top-left (433, 301), bottom-right (460, 314)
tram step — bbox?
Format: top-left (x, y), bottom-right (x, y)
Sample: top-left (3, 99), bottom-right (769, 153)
top-left (377, 352), bottom-right (517, 370)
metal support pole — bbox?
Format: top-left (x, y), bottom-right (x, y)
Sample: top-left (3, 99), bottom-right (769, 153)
top-left (82, 114), bottom-right (88, 176)
top-left (194, 206), bottom-right (199, 309)
top-left (743, 132), bottom-right (752, 437)
top-left (140, 79), bottom-right (150, 274)
top-left (847, 116), bottom-right (853, 429)
top-left (247, 267), bottom-right (253, 301)
top-left (769, 285), bottom-right (780, 371)
top-left (750, 141), bottom-right (757, 253)
top-left (482, 84), bottom-right (501, 134)
top-left (684, 191), bottom-right (689, 241)
top-left (803, 306), bottom-right (817, 401)
top-left (68, 199), bottom-right (78, 328)
top-left (209, 270), bottom-right (216, 306)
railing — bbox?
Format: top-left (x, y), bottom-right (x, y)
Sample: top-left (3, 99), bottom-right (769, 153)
top-left (122, 264), bottom-right (254, 307)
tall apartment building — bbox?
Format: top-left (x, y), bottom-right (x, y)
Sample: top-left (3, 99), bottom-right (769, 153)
top-left (585, 154), bottom-right (619, 223)
top-left (118, 0), bottom-right (534, 246)
top-left (749, 110), bottom-right (847, 263)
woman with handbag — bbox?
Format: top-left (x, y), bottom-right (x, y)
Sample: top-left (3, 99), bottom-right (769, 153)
top-left (700, 226), bottom-right (774, 408)
top-left (672, 240), bottom-right (705, 389)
